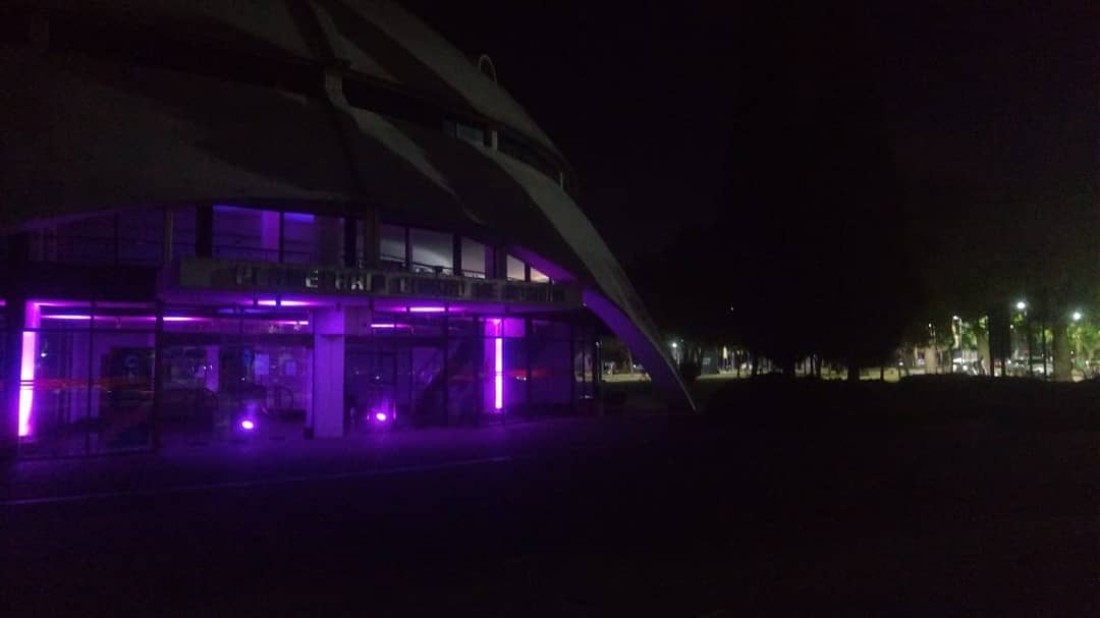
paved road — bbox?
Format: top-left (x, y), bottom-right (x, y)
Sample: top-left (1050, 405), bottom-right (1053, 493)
top-left (3, 417), bottom-right (1097, 616)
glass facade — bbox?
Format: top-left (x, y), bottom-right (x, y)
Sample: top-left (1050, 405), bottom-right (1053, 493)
top-left (18, 205), bottom-right (558, 285)
top-left (17, 302), bottom-right (157, 456)
top-left (7, 204), bottom-right (599, 456)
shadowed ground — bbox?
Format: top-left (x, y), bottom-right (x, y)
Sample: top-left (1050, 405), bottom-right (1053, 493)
top-left (3, 380), bottom-right (1097, 616)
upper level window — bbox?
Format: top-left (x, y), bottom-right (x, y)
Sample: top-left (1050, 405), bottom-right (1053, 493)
top-left (506, 256), bottom-right (526, 281)
top-left (461, 238), bottom-right (487, 278)
top-left (380, 224), bottom-right (406, 270)
top-left (281, 212), bottom-right (316, 264)
top-left (212, 205), bottom-right (272, 262)
top-left (444, 119), bottom-right (487, 147)
top-left (530, 266), bottom-right (550, 283)
top-left (410, 228), bottom-right (453, 275)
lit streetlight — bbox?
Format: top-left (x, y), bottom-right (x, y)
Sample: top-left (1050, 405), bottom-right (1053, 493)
top-left (1015, 300), bottom-right (1032, 377)
top-left (1072, 311), bottom-right (1083, 322)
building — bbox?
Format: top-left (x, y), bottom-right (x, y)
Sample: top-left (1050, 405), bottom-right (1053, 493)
top-left (0, 1), bottom-right (692, 457)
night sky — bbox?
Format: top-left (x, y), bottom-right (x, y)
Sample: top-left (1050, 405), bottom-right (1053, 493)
top-left (409, 2), bottom-right (1096, 312)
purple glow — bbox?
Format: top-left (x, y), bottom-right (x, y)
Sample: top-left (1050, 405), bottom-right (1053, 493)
top-left (240, 419), bottom-right (256, 431)
top-left (18, 331), bottom-right (36, 437)
top-left (163, 315), bottom-right (204, 322)
top-left (370, 323), bottom-right (397, 329)
top-left (369, 398), bottom-right (395, 424)
top-left (408, 306), bottom-right (446, 313)
top-left (256, 299), bottom-right (310, 307)
top-left (494, 336), bottom-right (503, 410)
top-left (39, 314), bottom-right (204, 323)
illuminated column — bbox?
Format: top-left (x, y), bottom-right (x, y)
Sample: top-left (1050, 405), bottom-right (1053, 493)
top-left (16, 301), bottom-right (40, 441)
top-left (483, 318), bottom-right (503, 413)
top-left (312, 307), bottom-right (346, 437)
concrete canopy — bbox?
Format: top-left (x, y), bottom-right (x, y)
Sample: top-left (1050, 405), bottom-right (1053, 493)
top-left (0, 0), bottom-right (694, 411)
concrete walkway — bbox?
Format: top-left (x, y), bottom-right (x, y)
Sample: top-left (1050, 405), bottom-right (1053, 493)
top-left (1, 413), bottom-right (692, 505)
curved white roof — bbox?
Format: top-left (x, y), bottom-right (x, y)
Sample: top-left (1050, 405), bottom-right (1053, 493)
top-left (21, 0), bottom-right (558, 156)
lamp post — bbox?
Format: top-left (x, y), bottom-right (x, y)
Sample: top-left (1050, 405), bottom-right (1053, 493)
top-left (1072, 310), bottom-right (1083, 377)
top-left (1016, 300), bottom-right (1032, 378)
top-left (952, 315), bottom-right (962, 374)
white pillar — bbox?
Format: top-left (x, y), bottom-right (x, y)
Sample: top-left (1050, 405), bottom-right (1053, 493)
top-left (312, 307), bottom-right (346, 437)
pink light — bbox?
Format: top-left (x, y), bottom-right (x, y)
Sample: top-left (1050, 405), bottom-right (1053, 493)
top-left (18, 331), bottom-right (36, 437)
top-left (257, 299), bottom-right (310, 307)
top-left (408, 306), bottom-right (446, 313)
top-left (494, 336), bottom-right (503, 410)
top-left (375, 412), bottom-right (388, 422)
top-left (240, 419), bottom-right (256, 431)
top-left (39, 314), bottom-right (205, 323)
top-left (370, 323), bottom-right (397, 329)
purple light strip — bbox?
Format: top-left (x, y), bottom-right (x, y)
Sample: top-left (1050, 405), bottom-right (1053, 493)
top-left (494, 336), bottom-right (503, 410)
top-left (370, 323), bottom-right (398, 329)
top-left (18, 331), bottom-right (36, 437)
top-left (408, 306), bottom-right (446, 313)
top-left (40, 314), bottom-right (205, 322)
top-left (257, 299), bottom-right (311, 307)
top-left (19, 301), bottom-right (41, 438)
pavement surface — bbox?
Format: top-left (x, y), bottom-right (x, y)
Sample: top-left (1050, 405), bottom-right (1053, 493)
top-left (2, 414), bottom-right (1097, 616)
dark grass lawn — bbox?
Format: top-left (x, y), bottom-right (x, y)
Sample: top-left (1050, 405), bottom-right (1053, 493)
top-left (4, 377), bottom-right (1097, 616)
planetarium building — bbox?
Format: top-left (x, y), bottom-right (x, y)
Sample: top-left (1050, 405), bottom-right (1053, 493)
top-left (0, 1), bottom-right (691, 457)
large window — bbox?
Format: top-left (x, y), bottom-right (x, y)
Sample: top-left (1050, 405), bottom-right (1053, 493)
top-left (380, 224), bottom-right (406, 270)
top-left (461, 238), bottom-right (487, 278)
top-left (212, 205), bottom-right (272, 262)
top-left (410, 228), bottom-right (453, 275)
top-left (506, 256), bottom-right (526, 281)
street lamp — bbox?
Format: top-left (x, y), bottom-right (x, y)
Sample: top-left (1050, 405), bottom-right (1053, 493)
top-left (1073, 311), bottom-right (1083, 322)
top-left (1015, 300), bottom-right (1033, 377)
